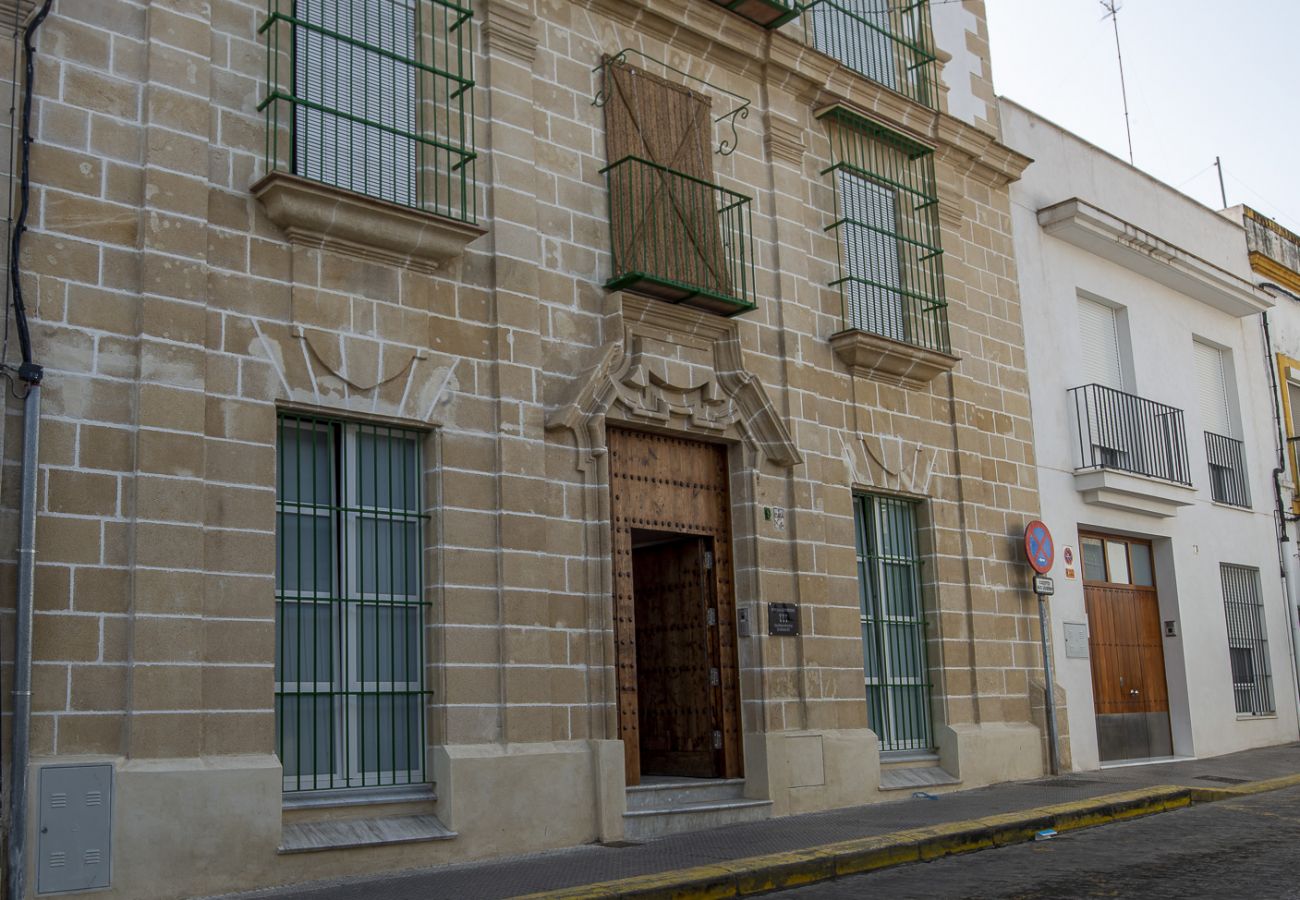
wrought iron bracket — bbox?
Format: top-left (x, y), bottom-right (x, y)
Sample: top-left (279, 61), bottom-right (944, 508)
top-left (591, 49), bottom-right (752, 156)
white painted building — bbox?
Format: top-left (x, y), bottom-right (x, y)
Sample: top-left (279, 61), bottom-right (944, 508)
top-left (1233, 204), bottom-right (1300, 745)
top-left (1002, 100), bottom-right (1299, 771)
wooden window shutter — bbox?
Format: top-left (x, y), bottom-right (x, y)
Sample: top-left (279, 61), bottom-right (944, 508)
top-left (602, 59), bottom-right (733, 302)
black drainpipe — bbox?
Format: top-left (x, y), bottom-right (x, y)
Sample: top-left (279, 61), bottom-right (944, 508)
top-left (6, 4), bottom-right (53, 900)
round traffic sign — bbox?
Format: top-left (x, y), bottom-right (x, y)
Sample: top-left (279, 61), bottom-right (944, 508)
top-left (1024, 520), bottom-right (1054, 575)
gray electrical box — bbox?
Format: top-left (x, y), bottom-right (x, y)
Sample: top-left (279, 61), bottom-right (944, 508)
top-left (38, 764), bottom-right (112, 894)
top-left (1063, 622), bottom-right (1090, 659)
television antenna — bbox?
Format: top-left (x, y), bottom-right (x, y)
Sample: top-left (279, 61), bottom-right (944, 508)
top-left (1100, 0), bottom-right (1134, 165)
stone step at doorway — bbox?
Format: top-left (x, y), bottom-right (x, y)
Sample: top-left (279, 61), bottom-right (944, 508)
top-left (623, 777), bottom-right (772, 841)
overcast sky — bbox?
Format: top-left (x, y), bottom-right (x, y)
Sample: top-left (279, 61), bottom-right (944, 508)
top-left (984, 0), bottom-right (1300, 234)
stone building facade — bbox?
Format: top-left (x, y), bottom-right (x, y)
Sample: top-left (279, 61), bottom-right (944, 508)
top-left (0, 0), bottom-right (1049, 896)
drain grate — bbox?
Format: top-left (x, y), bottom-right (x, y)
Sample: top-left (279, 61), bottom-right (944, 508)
top-left (1195, 775), bottom-right (1251, 785)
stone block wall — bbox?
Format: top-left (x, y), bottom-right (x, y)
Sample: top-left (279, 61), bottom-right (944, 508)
top-left (0, 0), bottom-right (1049, 895)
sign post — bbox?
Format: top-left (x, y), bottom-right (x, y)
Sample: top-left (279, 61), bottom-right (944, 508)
top-left (1024, 519), bottom-right (1061, 776)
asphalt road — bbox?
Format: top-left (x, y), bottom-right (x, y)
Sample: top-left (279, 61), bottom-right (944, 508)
top-left (780, 785), bottom-right (1300, 899)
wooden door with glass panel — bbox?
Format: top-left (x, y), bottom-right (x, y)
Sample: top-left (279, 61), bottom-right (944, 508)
top-left (1080, 533), bottom-right (1172, 762)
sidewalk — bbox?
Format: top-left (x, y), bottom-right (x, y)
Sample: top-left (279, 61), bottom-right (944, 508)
top-left (215, 742), bottom-right (1300, 900)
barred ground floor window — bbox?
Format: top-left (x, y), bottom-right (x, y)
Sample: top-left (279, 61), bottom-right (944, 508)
top-left (1220, 564), bottom-right (1273, 716)
top-left (275, 412), bottom-right (431, 792)
top-left (853, 492), bottom-right (933, 752)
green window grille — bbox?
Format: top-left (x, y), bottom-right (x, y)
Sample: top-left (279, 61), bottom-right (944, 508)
top-left (804, 0), bottom-right (938, 109)
top-left (259, 0), bottom-right (478, 223)
top-left (820, 107), bottom-right (949, 354)
top-left (1220, 564), bottom-right (1273, 717)
top-left (853, 493), bottom-right (933, 753)
top-left (275, 413), bottom-right (431, 792)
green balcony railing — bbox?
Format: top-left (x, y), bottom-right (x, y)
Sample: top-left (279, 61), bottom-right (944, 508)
top-left (258, 0), bottom-right (478, 223)
top-left (803, 0), bottom-right (939, 109)
top-left (603, 155), bottom-right (758, 317)
top-left (705, 0), bottom-right (801, 28)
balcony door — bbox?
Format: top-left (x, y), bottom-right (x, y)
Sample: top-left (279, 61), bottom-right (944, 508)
top-left (1081, 532), bottom-right (1173, 762)
top-left (601, 57), bottom-right (731, 303)
top-left (1077, 296), bottom-right (1130, 465)
top-left (1078, 296), bottom-right (1126, 390)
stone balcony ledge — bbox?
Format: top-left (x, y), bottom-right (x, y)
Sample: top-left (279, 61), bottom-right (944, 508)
top-left (830, 327), bottom-right (960, 389)
top-left (252, 172), bottom-right (487, 274)
top-left (1073, 466), bottom-right (1197, 518)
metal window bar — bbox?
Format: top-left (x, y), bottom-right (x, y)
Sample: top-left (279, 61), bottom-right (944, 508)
top-left (1219, 564), bottom-right (1273, 716)
top-left (275, 413), bottom-right (432, 792)
top-left (1068, 383), bottom-right (1191, 485)
top-left (259, 0), bottom-right (477, 223)
top-left (854, 493), bottom-right (933, 753)
top-left (602, 154), bottom-right (758, 316)
top-left (1204, 431), bottom-right (1251, 508)
top-left (820, 108), bottom-right (949, 354)
top-left (803, 0), bottom-right (939, 109)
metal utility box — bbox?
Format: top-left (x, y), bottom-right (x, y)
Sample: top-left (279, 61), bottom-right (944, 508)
top-left (37, 763), bottom-right (113, 894)
top-left (1063, 622), bottom-right (1090, 659)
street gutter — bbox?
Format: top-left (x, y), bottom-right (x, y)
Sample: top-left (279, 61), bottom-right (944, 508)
top-left (518, 773), bottom-right (1300, 900)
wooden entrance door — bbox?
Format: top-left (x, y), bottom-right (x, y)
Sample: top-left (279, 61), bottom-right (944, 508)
top-left (609, 428), bottom-right (742, 785)
top-left (1081, 533), bottom-right (1173, 762)
top-left (633, 536), bottom-right (720, 778)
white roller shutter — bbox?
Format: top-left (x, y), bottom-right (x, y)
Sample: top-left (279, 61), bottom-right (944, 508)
top-left (1077, 297), bottom-right (1124, 390)
top-left (295, 0), bottom-right (417, 206)
top-left (1194, 340), bottom-right (1232, 436)
top-left (811, 0), bottom-right (898, 90)
top-left (839, 170), bottom-right (905, 341)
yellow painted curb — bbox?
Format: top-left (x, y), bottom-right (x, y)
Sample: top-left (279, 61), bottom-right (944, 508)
top-left (1188, 771), bottom-right (1300, 803)
top-left (514, 774), bottom-right (1300, 900)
